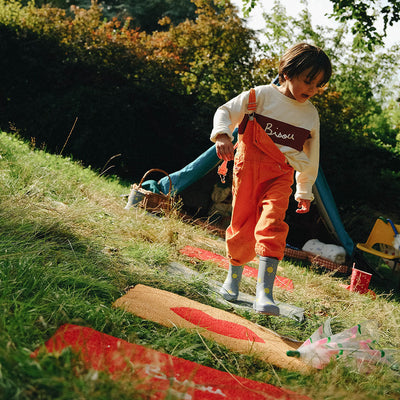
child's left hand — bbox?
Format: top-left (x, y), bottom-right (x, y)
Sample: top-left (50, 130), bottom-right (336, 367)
top-left (296, 199), bottom-right (311, 214)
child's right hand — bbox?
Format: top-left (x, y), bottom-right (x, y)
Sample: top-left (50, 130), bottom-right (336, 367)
top-left (296, 199), bottom-right (311, 214)
top-left (215, 134), bottom-right (235, 161)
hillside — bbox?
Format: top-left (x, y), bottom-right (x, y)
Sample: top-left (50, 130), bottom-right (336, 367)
top-left (1, 130), bottom-right (400, 399)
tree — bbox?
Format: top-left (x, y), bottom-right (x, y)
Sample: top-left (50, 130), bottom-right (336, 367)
top-left (329, 0), bottom-right (400, 49)
top-left (240, 0), bottom-right (400, 50)
top-left (159, 0), bottom-right (262, 105)
top-left (96, 0), bottom-right (197, 32)
top-left (20, 0), bottom-right (198, 31)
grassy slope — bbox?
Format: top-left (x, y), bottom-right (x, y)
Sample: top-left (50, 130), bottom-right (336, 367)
top-left (1, 131), bottom-right (400, 399)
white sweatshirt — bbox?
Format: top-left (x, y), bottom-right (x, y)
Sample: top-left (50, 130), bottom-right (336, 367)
top-left (210, 84), bottom-right (320, 201)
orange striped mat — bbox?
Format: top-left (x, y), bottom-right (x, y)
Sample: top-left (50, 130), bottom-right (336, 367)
top-left (114, 284), bottom-right (311, 374)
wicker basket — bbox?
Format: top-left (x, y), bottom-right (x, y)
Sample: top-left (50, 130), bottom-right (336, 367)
top-left (284, 247), bottom-right (351, 274)
top-left (126, 169), bottom-right (173, 214)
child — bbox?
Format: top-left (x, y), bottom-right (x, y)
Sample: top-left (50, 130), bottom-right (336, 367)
top-left (210, 43), bottom-right (332, 315)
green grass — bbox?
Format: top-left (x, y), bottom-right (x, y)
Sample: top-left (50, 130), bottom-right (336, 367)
top-left (1, 131), bottom-right (400, 399)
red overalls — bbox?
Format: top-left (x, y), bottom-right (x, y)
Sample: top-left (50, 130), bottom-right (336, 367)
top-left (226, 89), bottom-right (294, 265)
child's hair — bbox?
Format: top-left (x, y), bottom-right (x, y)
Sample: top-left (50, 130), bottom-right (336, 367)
top-left (278, 43), bottom-right (332, 87)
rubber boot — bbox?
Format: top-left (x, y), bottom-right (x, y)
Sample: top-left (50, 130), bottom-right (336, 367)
top-left (253, 256), bottom-right (280, 315)
top-left (219, 264), bottom-right (243, 301)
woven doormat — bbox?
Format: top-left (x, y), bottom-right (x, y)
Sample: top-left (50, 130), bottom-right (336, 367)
top-left (180, 246), bottom-right (294, 291)
top-left (113, 284), bottom-right (311, 373)
top-left (32, 324), bottom-right (310, 400)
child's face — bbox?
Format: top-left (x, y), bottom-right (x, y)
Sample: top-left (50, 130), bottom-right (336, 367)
top-left (279, 68), bottom-right (326, 103)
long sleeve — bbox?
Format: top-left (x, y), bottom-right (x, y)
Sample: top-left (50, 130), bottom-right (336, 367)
top-left (210, 90), bottom-right (252, 142)
top-left (294, 115), bottom-right (320, 201)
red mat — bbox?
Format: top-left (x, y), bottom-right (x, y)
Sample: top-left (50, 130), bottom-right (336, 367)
top-left (32, 324), bottom-right (310, 400)
top-left (171, 307), bottom-right (265, 343)
top-left (180, 245), bottom-right (294, 291)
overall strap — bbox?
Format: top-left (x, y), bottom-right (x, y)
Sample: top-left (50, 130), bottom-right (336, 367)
top-left (248, 88), bottom-right (257, 113)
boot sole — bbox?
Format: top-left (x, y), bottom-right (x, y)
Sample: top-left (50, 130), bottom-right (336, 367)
top-left (219, 288), bottom-right (238, 302)
top-left (253, 303), bottom-right (280, 316)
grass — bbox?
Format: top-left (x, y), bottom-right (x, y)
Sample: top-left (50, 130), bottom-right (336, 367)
top-left (1, 130), bottom-right (400, 399)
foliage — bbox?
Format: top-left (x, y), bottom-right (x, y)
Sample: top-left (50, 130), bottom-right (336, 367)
top-left (368, 101), bottom-right (400, 149)
top-left (329, 0), bottom-right (400, 50)
top-left (0, 1), bottom-right (195, 179)
top-left (239, 0), bottom-right (400, 50)
top-left (160, 0), bottom-right (260, 104)
top-left (101, 0), bottom-right (198, 32)
top-left (19, 0), bottom-right (198, 31)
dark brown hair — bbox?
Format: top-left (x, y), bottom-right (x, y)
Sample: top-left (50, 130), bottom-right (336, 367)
top-left (278, 43), bottom-right (332, 86)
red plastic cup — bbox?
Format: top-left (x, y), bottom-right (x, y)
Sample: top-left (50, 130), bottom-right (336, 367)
top-left (349, 268), bottom-right (372, 294)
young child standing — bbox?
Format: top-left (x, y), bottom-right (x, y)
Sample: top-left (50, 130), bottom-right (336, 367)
top-left (210, 43), bottom-right (332, 315)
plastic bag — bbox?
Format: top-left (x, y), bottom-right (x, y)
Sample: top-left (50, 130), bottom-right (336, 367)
top-left (287, 319), bottom-right (398, 370)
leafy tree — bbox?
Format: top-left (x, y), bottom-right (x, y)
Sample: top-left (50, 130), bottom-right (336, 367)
top-left (329, 0), bottom-right (400, 49)
top-left (240, 0), bottom-right (400, 50)
top-left (110, 0), bottom-right (197, 31)
top-left (368, 103), bottom-right (399, 149)
top-left (20, 0), bottom-right (197, 31)
top-left (161, 0), bottom-right (260, 104)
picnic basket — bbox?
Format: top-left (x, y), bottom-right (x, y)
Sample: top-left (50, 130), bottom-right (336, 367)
top-left (127, 169), bottom-right (173, 214)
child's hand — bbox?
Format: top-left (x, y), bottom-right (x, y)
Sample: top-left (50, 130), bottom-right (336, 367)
top-left (215, 134), bottom-right (235, 161)
top-left (296, 199), bottom-right (311, 214)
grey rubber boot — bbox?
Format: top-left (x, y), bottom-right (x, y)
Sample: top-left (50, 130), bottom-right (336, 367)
top-left (253, 256), bottom-right (280, 315)
top-left (219, 264), bottom-right (243, 301)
